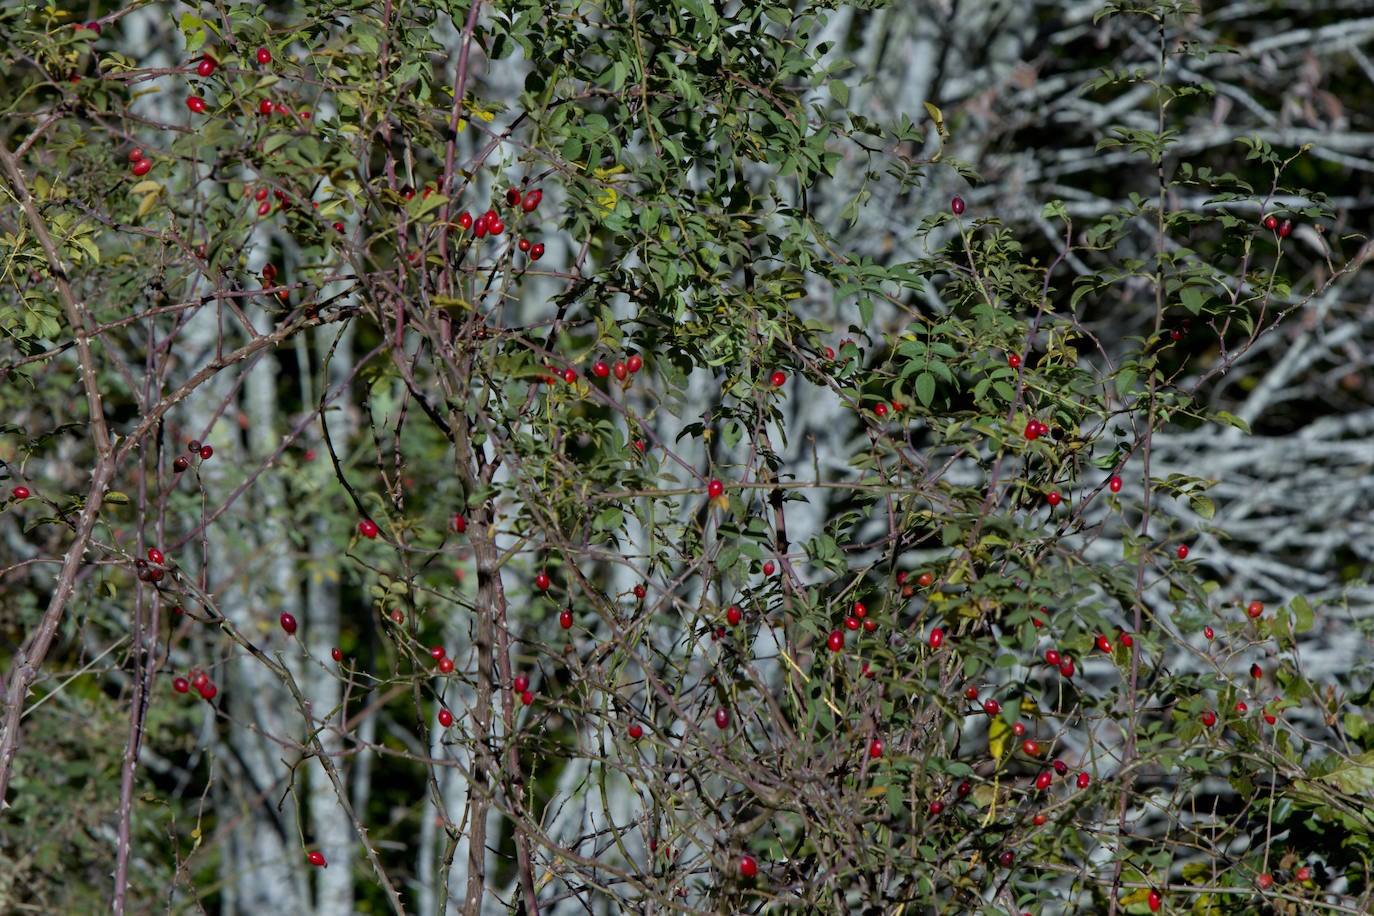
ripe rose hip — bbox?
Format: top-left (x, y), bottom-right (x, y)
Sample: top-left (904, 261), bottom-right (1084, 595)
top-left (1007, 353), bottom-right (1022, 368)
top-left (1177, 543), bottom-right (1189, 559)
top-left (280, 612), bottom-right (297, 634)
top-left (131, 158), bottom-right (152, 176)
top-left (769, 370), bottom-right (786, 387)
top-left (438, 657), bottom-right (454, 673)
top-left (964, 685), bottom-right (979, 701)
top-left (762, 560), bottom-right (775, 575)
top-left (308, 850), bottom-right (326, 867)
top-left (1263, 215), bottom-right (1278, 230)
top-left (186, 94), bottom-right (209, 112)
top-left (1148, 889), bottom-right (1162, 911)
top-left (928, 627), bottom-right (944, 649)
top-left (438, 708), bottom-right (453, 727)
top-left (505, 188), bottom-right (521, 206)
top-left (929, 799), bottom-right (945, 815)
top-left (1119, 631), bottom-right (1134, 647)
top-left (258, 98), bottom-right (274, 115)
top-left (1046, 491), bottom-right (1062, 506)
top-left (707, 478), bottom-right (724, 498)
top-left (1108, 475), bottom-right (1122, 492)
top-left (513, 674), bottom-right (529, 693)
top-left (739, 855), bottom-right (757, 878)
top-left (592, 361), bottom-right (610, 378)
top-left (12, 486), bottom-right (30, 500)
top-left (998, 850), bottom-right (1014, 868)
top-left (256, 46), bottom-right (272, 65)
top-left (844, 616), bottom-right (859, 631)
top-left (1076, 772), bottom-right (1090, 789)
top-left (1059, 658), bottom-right (1075, 677)
top-left (172, 677), bottom-right (190, 693)
top-left (1246, 600), bottom-right (1264, 618)
top-left (535, 572), bottom-right (551, 590)
top-left (331, 647), bottom-right (343, 662)
top-left (199, 445), bottom-right (214, 460)
top-left (530, 242), bottom-right (545, 260)
top-left (982, 698), bottom-right (1000, 716)
top-left (951, 196), bottom-right (965, 215)
top-left (559, 608), bottom-right (573, 628)
top-left (1277, 220), bottom-right (1292, 238)
top-left (521, 690), bottom-right (534, 705)
top-left (633, 583), bottom-right (646, 598)
top-left (521, 189), bottom-right (542, 211)
top-left (358, 519), bottom-right (379, 539)
top-left (917, 572), bottom-right (934, 587)
top-left (827, 630), bottom-right (844, 652)
top-left (197, 55), bottom-right (217, 77)
top-left (1021, 739), bottom-right (1041, 756)
top-left (1024, 421), bottom-right (1042, 441)
top-left (458, 211), bottom-right (473, 229)
top-left (1095, 634), bottom-right (1112, 653)
top-left (1044, 649), bottom-right (1061, 667)
top-left (628, 723), bottom-right (643, 739)
top-left (1200, 710), bottom-right (1217, 727)
top-left (627, 354), bottom-right (643, 373)
top-left (726, 605), bottom-right (742, 626)
top-left (1034, 771), bottom-right (1052, 790)
top-left (1203, 625), bottom-right (1214, 639)
top-left (1012, 721), bottom-right (1026, 738)
top-left (869, 738), bottom-right (883, 759)
top-left (714, 707), bottom-right (729, 728)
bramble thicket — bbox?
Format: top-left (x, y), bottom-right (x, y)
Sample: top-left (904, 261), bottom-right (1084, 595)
top-left (3, 1), bottom-right (1374, 914)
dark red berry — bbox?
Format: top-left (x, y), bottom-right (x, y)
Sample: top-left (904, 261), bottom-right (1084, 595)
top-left (197, 55), bottom-right (217, 77)
top-left (521, 189), bottom-right (542, 211)
top-left (256, 47), bottom-right (272, 65)
top-left (279, 612), bottom-right (297, 634)
top-left (172, 677), bottom-right (190, 693)
top-left (308, 850), bottom-right (326, 867)
top-left (131, 158), bottom-right (152, 177)
top-left (739, 855), bottom-right (757, 878)
top-left (951, 196), bottom-right (965, 215)
top-left (1263, 215), bottom-right (1278, 230)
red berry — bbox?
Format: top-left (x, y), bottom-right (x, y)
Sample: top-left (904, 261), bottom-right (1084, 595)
top-left (199, 445), bottom-right (213, 460)
top-left (633, 583), bottom-right (646, 598)
top-left (172, 677), bottom-right (190, 693)
top-left (1044, 649), bottom-right (1061, 667)
top-left (561, 367), bottom-right (576, 383)
top-left (592, 361), bottom-right (610, 378)
top-left (844, 616), bottom-right (860, 631)
top-left (197, 55), bottom-right (217, 77)
top-left (430, 646), bottom-right (446, 660)
top-left (438, 708), bottom-right (453, 727)
top-left (862, 618), bottom-right (877, 632)
top-left (1024, 421), bottom-right (1041, 441)
top-left (12, 486), bottom-right (30, 500)
top-left (1201, 710), bottom-right (1217, 727)
top-left (1296, 866), bottom-right (1311, 881)
top-left (1258, 872), bottom-right (1273, 889)
top-left (627, 354), bottom-right (643, 373)
top-left (198, 682), bottom-right (217, 700)
top-left (280, 612), bottom-right (297, 634)
top-left (1277, 220), bottom-right (1292, 238)
top-left (873, 402), bottom-right (887, 417)
top-left (1076, 772), bottom-right (1090, 789)
top-left (517, 237), bottom-right (531, 252)
top-left (1021, 739), bottom-right (1041, 756)
top-left (739, 855), bottom-right (757, 878)
top-left (259, 98), bottom-right (274, 115)
top-left (559, 608), bottom-right (573, 629)
top-left (458, 211), bottom-right (473, 230)
top-left (1035, 771), bottom-right (1052, 790)
top-left (505, 188), bottom-right (521, 206)
top-left (1007, 353), bottom-right (1022, 368)
top-left (613, 361), bottom-right (628, 380)
top-left (131, 158), bottom-right (152, 176)
top-left (824, 346), bottom-right (835, 359)
top-left (707, 478), bottom-right (724, 498)
top-left (1246, 600), bottom-right (1264, 618)
top-left (1108, 475), bottom-right (1122, 493)
top-left (998, 851), bottom-right (1014, 868)
top-left (488, 219), bottom-right (504, 236)
top-left (308, 851), bottom-right (326, 868)
top-left (358, 519), bottom-right (379, 539)
top-left (331, 647), bottom-right (343, 662)
top-left (869, 738), bottom-right (884, 759)
top-left (257, 200), bottom-right (272, 217)
top-left (451, 514), bottom-right (467, 534)
top-left (256, 46), bottom-right (272, 65)
top-left (929, 628), bottom-right (944, 649)
top-left (1234, 701), bottom-right (1247, 713)
top-left (956, 781), bottom-right (971, 798)
top-left (769, 370), bottom-right (786, 387)
top-left (187, 95), bottom-right (208, 113)
top-left (714, 707), bottom-right (729, 728)
top-left (762, 561), bottom-right (775, 575)
top-left (1119, 631), bottom-right (1134, 647)
top-left (1264, 712), bottom-right (1277, 725)
top-left (1059, 658), bottom-right (1075, 677)
top-left (147, 547), bottom-right (164, 565)
top-left (1053, 759), bottom-right (1068, 775)
top-left (917, 572), bottom-right (934, 587)
top-left (1250, 663), bottom-right (1262, 679)
top-left (1046, 491), bottom-right (1062, 506)
top-left (520, 690), bottom-right (534, 705)
top-left (827, 630), bottom-right (844, 652)
top-left (1148, 890), bottom-right (1162, 911)
top-left (929, 799), bottom-right (945, 815)
top-left (1263, 214), bottom-right (1278, 230)
top-left (1203, 625), bottom-right (1214, 639)
top-left (534, 572), bottom-right (551, 590)
top-left (128, 147), bottom-right (144, 162)
top-left (438, 657), bottom-right (454, 673)
top-left (530, 243), bottom-right (545, 260)
top-left (333, 221), bottom-right (345, 233)
top-left (982, 699), bottom-right (1000, 716)
top-left (521, 189), bottom-right (542, 211)
top-left (1032, 812), bottom-right (1047, 826)
top-left (513, 675), bottom-right (529, 694)
top-left (1177, 544), bottom-right (1189, 559)
top-left (853, 602), bottom-right (867, 618)
top-left (1012, 721), bottom-right (1026, 738)
top-left (951, 195), bottom-right (965, 215)
top-left (965, 685), bottom-right (979, 701)
top-left (1095, 634), bottom-right (1112, 653)
top-left (726, 605), bottom-right (742, 626)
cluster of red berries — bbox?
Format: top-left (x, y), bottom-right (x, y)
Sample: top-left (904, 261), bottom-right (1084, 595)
top-left (590, 353), bottom-right (645, 381)
top-left (455, 186), bottom-right (545, 258)
top-left (135, 546), bottom-right (168, 583)
top-left (1024, 419), bottom-right (1050, 440)
top-left (172, 439), bottom-right (214, 474)
top-left (1262, 214), bottom-right (1294, 237)
top-left (511, 673), bottom-right (534, 706)
top-left (172, 668), bottom-right (218, 700)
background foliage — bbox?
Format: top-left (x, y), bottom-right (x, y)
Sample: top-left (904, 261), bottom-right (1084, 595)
top-left (3, 1), bottom-right (1373, 914)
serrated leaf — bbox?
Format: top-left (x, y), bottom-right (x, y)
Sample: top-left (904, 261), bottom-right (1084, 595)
top-left (1188, 494), bottom-right (1215, 520)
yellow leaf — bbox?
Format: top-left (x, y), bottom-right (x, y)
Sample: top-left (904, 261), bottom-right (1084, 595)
top-left (988, 714), bottom-right (1010, 761)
